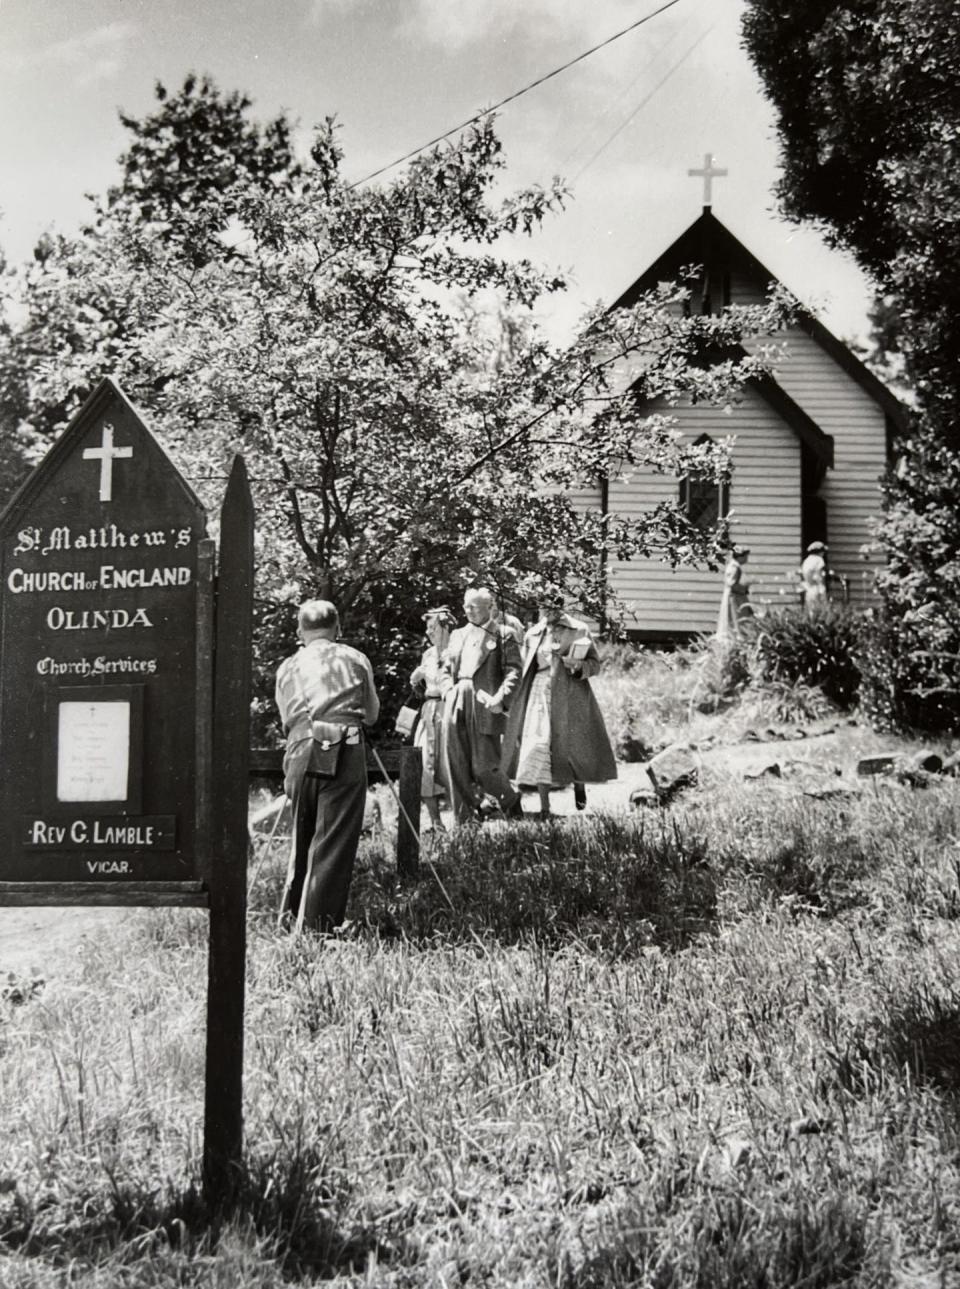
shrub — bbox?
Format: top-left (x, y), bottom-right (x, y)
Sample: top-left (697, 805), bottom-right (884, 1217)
top-left (856, 609), bottom-right (960, 734)
top-left (688, 635), bottom-right (752, 712)
top-left (593, 647), bottom-right (695, 757)
top-left (751, 606), bottom-right (861, 710)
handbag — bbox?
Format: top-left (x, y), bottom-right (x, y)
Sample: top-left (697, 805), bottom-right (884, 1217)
top-left (394, 705), bottom-right (419, 740)
top-left (394, 685), bottom-right (424, 741)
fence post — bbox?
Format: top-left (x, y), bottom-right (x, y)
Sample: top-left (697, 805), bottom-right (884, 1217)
top-left (396, 746), bottom-right (422, 877)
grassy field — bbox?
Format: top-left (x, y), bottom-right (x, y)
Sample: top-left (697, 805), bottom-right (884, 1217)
top-left (3, 655), bottom-right (960, 1286)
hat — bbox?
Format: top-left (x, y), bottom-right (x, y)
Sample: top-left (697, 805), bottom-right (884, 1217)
top-left (731, 545), bottom-right (750, 558)
top-left (806, 541), bottom-right (827, 553)
top-left (422, 605), bottom-right (455, 624)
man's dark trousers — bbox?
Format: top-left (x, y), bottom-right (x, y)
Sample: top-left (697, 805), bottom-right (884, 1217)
top-left (445, 681), bottom-right (521, 823)
top-left (280, 741), bottom-right (367, 932)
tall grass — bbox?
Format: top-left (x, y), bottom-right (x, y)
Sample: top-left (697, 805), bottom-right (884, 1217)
top-left (592, 637), bottom-right (839, 761)
top-left (4, 767), bottom-right (960, 1284)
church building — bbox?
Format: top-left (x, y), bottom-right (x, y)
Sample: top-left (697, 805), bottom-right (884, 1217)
top-left (590, 159), bottom-right (907, 641)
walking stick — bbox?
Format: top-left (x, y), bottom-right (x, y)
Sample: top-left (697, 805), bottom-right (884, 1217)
top-left (367, 742), bottom-right (456, 914)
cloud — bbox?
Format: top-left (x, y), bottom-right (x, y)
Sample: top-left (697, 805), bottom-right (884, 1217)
top-left (305, 0), bottom-right (367, 25)
top-left (0, 21), bottom-right (136, 85)
top-left (402, 0), bottom-right (686, 53)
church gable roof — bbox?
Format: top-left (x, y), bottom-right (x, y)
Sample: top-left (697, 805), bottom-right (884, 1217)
top-left (746, 366), bottom-right (834, 469)
top-left (613, 208), bottom-right (909, 435)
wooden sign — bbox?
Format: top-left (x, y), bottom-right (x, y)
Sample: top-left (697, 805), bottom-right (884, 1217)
top-left (0, 377), bottom-right (212, 894)
top-left (0, 378), bottom-right (254, 1205)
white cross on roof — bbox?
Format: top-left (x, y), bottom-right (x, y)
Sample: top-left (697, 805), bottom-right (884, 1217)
top-left (688, 153), bottom-right (728, 207)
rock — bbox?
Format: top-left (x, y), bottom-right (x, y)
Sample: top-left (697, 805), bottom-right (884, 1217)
top-left (803, 783), bottom-right (861, 801)
top-left (857, 754), bottom-right (898, 777)
top-left (895, 768), bottom-right (938, 789)
top-left (860, 749), bottom-right (945, 783)
top-left (743, 761), bottom-right (782, 781)
top-left (629, 777), bottom-right (660, 809)
top-left (646, 744), bottom-right (698, 802)
top-left (618, 733), bottom-right (652, 763)
top-left (781, 761), bottom-right (860, 800)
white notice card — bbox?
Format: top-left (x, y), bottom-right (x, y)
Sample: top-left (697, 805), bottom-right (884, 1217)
top-left (57, 701), bottom-right (130, 802)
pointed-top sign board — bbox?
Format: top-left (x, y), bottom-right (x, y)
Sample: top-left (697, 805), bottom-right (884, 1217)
top-left (0, 377), bottom-right (213, 897)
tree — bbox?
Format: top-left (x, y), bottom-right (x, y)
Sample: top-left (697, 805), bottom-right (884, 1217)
top-left (742, 0), bottom-right (960, 729)
top-left (4, 76), bottom-right (789, 730)
top-left (742, 0), bottom-right (960, 437)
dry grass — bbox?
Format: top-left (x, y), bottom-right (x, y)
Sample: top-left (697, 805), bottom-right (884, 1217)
top-left (3, 663), bottom-right (960, 1285)
top-left (591, 639), bottom-right (842, 762)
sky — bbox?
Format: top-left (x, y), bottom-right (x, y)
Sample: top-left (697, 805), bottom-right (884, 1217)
top-left (0, 0), bottom-right (876, 346)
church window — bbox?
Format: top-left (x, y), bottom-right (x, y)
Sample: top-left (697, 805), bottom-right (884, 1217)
top-left (679, 435), bottom-right (730, 531)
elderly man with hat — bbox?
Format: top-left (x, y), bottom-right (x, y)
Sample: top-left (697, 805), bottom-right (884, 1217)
top-left (800, 541), bottom-right (829, 615)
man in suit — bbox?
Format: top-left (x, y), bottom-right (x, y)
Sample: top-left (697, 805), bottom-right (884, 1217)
top-left (275, 599), bottom-right (380, 932)
top-left (440, 586), bottom-right (524, 824)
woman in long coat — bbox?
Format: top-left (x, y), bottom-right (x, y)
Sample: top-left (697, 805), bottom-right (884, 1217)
top-left (502, 602), bottom-right (616, 819)
top-left (716, 546), bottom-right (750, 641)
top-left (799, 541), bottom-right (829, 615)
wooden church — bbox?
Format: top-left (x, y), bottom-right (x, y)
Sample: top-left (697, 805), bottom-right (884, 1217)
top-left (587, 160), bottom-right (907, 641)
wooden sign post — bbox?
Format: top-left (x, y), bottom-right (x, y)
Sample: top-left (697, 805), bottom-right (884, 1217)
top-left (0, 377), bottom-right (252, 1207)
top-left (204, 456), bottom-right (252, 1200)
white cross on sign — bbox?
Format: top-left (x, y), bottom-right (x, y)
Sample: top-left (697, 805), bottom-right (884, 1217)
top-left (688, 153), bottom-right (728, 207)
top-left (82, 423), bottom-right (134, 502)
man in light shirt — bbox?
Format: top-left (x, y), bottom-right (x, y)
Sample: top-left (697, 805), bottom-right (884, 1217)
top-left (440, 586), bottom-right (523, 824)
top-left (275, 599), bottom-right (379, 931)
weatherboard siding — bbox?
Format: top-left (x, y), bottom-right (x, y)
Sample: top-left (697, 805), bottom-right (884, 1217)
top-left (770, 328), bottom-right (886, 606)
top-left (730, 268), bottom-right (886, 606)
top-left (605, 387), bottom-right (801, 634)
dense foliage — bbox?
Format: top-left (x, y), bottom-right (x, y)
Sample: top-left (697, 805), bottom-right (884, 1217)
top-left (741, 0), bottom-right (960, 438)
top-left (0, 76), bottom-right (789, 731)
top-left (753, 606), bottom-right (862, 711)
top-left (742, 0), bottom-right (960, 732)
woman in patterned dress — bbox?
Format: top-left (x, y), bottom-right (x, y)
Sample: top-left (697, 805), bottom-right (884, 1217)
top-left (410, 606), bottom-right (455, 830)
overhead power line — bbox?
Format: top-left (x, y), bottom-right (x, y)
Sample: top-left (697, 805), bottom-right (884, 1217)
top-left (349, 0), bottom-right (686, 188)
top-left (571, 20), bottom-right (713, 184)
